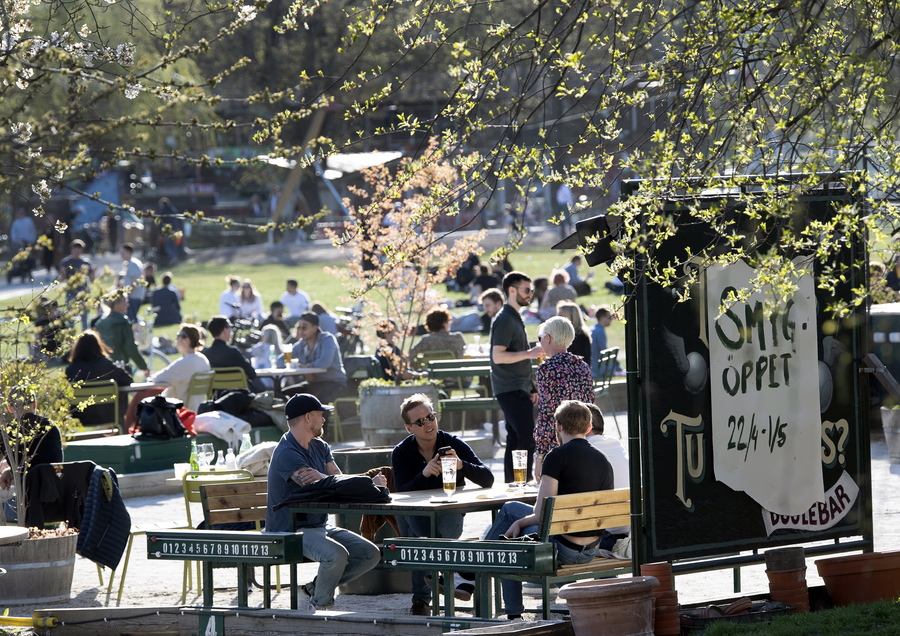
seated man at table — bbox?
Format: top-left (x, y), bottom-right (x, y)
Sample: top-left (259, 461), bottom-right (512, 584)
top-left (483, 400), bottom-right (613, 620)
top-left (266, 393), bottom-right (384, 611)
top-left (285, 312), bottom-right (347, 404)
top-left (202, 316), bottom-right (264, 392)
top-left (392, 392), bottom-right (494, 615)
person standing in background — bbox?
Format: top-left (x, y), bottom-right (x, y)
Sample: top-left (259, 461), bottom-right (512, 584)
top-left (490, 271), bottom-right (543, 483)
top-left (118, 242), bottom-right (145, 321)
top-left (281, 279), bottom-right (311, 326)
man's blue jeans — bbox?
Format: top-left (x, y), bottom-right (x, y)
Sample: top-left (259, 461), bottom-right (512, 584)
top-left (398, 513), bottom-right (464, 601)
top-left (484, 501), bottom-right (600, 616)
top-left (299, 524), bottom-right (381, 608)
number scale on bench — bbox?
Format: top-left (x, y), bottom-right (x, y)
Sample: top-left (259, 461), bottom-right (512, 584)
top-left (147, 529), bottom-right (303, 564)
top-left (384, 538), bottom-right (555, 573)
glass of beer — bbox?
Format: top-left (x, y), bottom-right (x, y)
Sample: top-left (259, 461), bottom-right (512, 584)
top-left (441, 457), bottom-right (457, 501)
top-left (512, 450), bottom-right (528, 490)
top-left (282, 344), bottom-right (293, 365)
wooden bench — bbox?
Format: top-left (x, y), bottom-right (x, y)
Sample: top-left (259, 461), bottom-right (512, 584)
top-left (383, 488), bottom-right (632, 619)
top-left (145, 480), bottom-right (306, 608)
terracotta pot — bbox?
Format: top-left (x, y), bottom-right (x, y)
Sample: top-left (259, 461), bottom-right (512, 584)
top-left (815, 551), bottom-right (900, 606)
top-left (641, 562), bottom-right (674, 592)
top-left (765, 567), bottom-right (807, 590)
top-left (558, 576), bottom-right (658, 636)
top-left (765, 546), bottom-right (806, 571)
top-left (771, 588), bottom-right (809, 613)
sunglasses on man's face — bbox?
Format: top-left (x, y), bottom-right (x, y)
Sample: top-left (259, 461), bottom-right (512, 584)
top-left (410, 412), bottom-right (437, 427)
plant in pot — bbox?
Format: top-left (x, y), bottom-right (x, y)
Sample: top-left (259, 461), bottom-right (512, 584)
top-left (325, 138), bottom-right (488, 445)
top-left (0, 299), bottom-right (83, 604)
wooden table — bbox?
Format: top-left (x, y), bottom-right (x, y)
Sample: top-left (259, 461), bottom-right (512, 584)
top-left (288, 485), bottom-right (538, 616)
top-left (119, 380), bottom-right (169, 394)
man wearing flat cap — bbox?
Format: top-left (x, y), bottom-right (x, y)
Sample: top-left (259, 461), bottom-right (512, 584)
top-left (267, 393), bottom-right (385, 611)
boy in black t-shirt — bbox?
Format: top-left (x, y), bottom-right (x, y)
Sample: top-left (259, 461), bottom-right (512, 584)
top-left (483, 400), bottom-right (613, 619)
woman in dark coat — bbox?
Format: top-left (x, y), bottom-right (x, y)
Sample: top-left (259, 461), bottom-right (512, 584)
top-left (66, 330), bottom-right (133, 427)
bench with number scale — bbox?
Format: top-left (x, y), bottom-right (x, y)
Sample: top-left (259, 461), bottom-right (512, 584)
top-left (383, 488), bottom-right (633, 619)
top-left (147, 530), bottom-right (303, 608)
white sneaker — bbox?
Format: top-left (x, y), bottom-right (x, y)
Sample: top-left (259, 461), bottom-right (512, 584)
top-left (297, 583), bottom-right (333, 611)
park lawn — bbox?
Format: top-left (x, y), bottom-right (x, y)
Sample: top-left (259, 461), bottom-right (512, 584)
top-left (151, 246), bottom-right (626, 353)
top-left (703, 599), bottom-right (900, 636)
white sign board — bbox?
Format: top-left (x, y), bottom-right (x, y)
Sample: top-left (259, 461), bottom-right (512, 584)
top-left (706, 260), bottom-right (824, 515)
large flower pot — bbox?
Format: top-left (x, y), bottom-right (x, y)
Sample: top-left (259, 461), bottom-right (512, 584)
top-left (815, 550), bottom-right (900, 606)
top-left (359, 383), bottom-right (440, 447)
top-left (0, 532), bottom-right (78, 604)
top-left (558, 576), bottom-right (658, 636)
top-left (880, 407), bottom-right (900, 464)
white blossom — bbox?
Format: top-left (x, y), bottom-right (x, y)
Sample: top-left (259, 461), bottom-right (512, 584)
top-left (11, 122), bottom-right (32, 143)
top-left (115, 43), bottom-right (135, 66)
top-left (124, 84), bottom-right (141, 99)
top-left (237, 5), bottom-right (257, 22)
top-left (32, 180), bottom-right (51, 202)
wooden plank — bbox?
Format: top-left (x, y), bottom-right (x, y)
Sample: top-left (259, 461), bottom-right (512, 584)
top-left (33, 607), bottom-right (469, 636)
top-left (547, 513), bottom-right (631, 536)
top-left (207, 508), bottom-right (267, 525)
top-left (203, 481), bottom-right (267, 496)
top-left (205, 492), bottom-right (268, 509)
top-left (550, 489), bottom-right (630, 508)
top-left (548, 502), bottom-right (631, 525)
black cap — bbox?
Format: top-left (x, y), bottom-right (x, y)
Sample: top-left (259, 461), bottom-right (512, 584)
top-left (285, 393), bottom-right (333, 420)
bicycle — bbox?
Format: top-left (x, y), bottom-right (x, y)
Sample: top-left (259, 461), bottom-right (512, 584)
top-left (336, 300), bottom-right (366, 357)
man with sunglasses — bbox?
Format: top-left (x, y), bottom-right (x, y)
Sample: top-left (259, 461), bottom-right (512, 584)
top-left (490, 271), bottom-right (544, 483)
top-left (392, 393), bottom-right (494, 615)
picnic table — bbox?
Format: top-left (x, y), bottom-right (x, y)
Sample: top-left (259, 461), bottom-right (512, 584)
top-left (289, 484), bottom-right (538, 616)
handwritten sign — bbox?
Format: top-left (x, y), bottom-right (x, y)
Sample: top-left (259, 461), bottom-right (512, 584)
top-left (706, 259), bottom-right (824, 515)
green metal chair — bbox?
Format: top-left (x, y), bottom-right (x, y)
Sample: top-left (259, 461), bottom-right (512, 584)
top-left (593, 347), bottom-right (621, 436)
top-left (68, 379), bottom-right (123, 437)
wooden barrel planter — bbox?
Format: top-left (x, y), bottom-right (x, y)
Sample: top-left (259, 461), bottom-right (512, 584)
top-left (0, 533), bottom-right (78, 604)
top-left (359, 383), bottom-right (440, 447)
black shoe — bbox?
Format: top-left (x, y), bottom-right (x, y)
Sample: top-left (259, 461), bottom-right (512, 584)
top-left (411, 597), bottom-right (430, 616)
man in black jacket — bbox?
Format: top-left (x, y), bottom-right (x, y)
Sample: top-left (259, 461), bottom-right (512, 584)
top-left (202, 316), bottom-right (263, 392)
top-left (391, 392), bottom-right (494, 615)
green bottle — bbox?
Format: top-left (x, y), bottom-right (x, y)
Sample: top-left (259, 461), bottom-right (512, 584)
top-left (189, 440), bottom-right (200, 472)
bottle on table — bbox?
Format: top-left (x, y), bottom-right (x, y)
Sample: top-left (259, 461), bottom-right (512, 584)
top-left (240, 433), bottom-right (252, 454)
top-left (189, 441), bottom-right (200, 472)
top-left (215, 450), bottom-right (227, 471)
top-left (225, 447), bottom-right (237, 470)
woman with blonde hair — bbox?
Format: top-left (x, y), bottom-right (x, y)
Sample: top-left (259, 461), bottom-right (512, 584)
top-left (532, 316), bottom-right (595, 479)
top-left (238, 279), bottom-right (264, 318)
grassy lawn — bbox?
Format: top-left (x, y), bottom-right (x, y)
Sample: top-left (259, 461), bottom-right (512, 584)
top-left (703, 600), bottom-right (900, 636)
top-left (142, 246), bottom-right (627, 355)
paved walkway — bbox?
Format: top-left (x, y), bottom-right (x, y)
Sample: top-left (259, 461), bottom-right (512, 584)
top-left (6, 426), bottom-right (897, 617)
